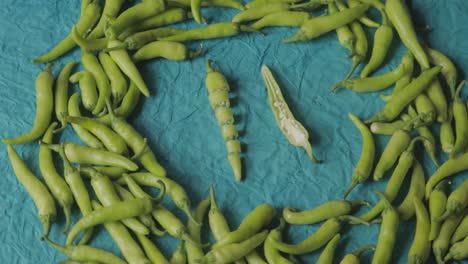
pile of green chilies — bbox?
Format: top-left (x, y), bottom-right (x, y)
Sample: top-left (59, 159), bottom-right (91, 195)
top-left (3, 0), bottom-right (468, 263)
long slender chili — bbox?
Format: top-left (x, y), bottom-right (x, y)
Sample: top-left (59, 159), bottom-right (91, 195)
top-left (440, 105), bottom-right (455, 154)
top-left (261, 65), bottom-right (320, 163)
top-left (372, 192), bottom-right (399, 264)
top-left (251, 11), bottom-right (311, 30)
top-left (450, 81), bottom-right (468, 158)
top-left (3, 64), bottom-right (54, 144)
top-left (132, 41), bottom-right (202, 62)
top-left (434, 180), bottom-right (468, 222)
top-left (81, 49), bottom-right (111, 115)
top-left (407, 198), bottom-right (431, 264)
top-left (264, 218), bottom-right (293, 264)
top-left (452, 214), bottom-right (468, 244)
top-left (39, 122), bottom-right (74, 233)
top-left (432, 210), bottom-right (467, 263)
top-left (69, 71), bottom-right (99, 111)
top-left (205, 61), bottom-right (243, 181)
top-left (232, 3), bottom-right (290, 23)
top-left (425, 47), bottom-right (458, 98)
top-left (397, 160), bottom-right (426, 221)
top-left (87, 0), bottom-right (126, 39)
top-left (68, 93), bottom-right (104, 149)
top-left (316, 234), bottom-right (341, 264)
top-left (343, 113), bottom-right (375, 199)
top-left (329, 0), bottom-right (355, 54)
top-left (373, 129), bottom-right (411, 181)
top-left (6, 144), bottom-right (57, 239)
top-left (136, 234), bottom-right (169, 264)
top-left (186, 197), bottom-right (211, 264)
top-left (55, 61), bottom-right (77, 132)
top-left (426, 78), bottom-right (448, 122)
top-left (429, 181), bottom-right (448, 241)
top-left (407, 106), bottom-right (439, 166)
top-left (168, 0), bottom-right (245, 10)
top-left (119, 28), bottom-right (187, 50)
top-left (99, 52), bottom-right (128, 105)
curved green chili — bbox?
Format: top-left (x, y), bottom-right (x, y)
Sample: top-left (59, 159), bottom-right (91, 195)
top-left (426, 152), bottom-right (468, 199)
top-left (199, 231), bottom-right (268, 264)
top-left (99, 52), bottom-right (128, 105)
top-left (64, 115), bottom-right (128, 155)
top-left (105, 0), bottom-right (166, 39)
top-left (46, 238), bottom-right (126, 264)
top-left (316, 234), bottom-right (341, 264)
top-left (159, 22), bottom-right (261, 43)
top-left (347, 0), bottom-right (380, 28)
top-left (232, 3), bottom-right (290, 23)
top-left (340, 245), bottom-right (375, 264)
top-left (451, 81), bottom-right (468, 158)
top-left (407, 197), bottom-right (431, 264)
top-left (91, 201), bottom-right (151, 264)
top-left (262, 65), bottom-right (320, 163)
top-left (55, 61), bottom-right (77, 132)
top-left (87, 0), bottom-right (126, 39)
top-left (330, 0), bottom-right (355, 54)
top-left (209, 186), bottom-right (232, 241)
top-left (68, 93), bottom-right (104, 149)
top-left (343, 113), bottom-right (375, 199)
top-left (186, 197), bottom-right (211, 264)
top-left (380, 52), bottom-right (415, 102)
top-left (119, 28), bottom-right (186, 50)
top-left (246, 0), bottom-right (298, 9)
top-left (425, 47), bottom-right (458, 98)
top-left (366, 66), bottom-right (442, 123)
top-left (39, 122), bottom-right (74, 233)
top-left (33, 1), bottom-right (101, 63)
top-left (251, 11), bottom-right (310, 30)
top-left (397, 160), bottom-right (426, 221)
top-left (283, 199), bottom-right (368, 225)
top-left (81, 49), bottom-right (111, 115)
top-left (426, 78), bottom-right (448, 122)
top-left (191, 0), bottom-right (204, 24)
top-left (136, 234), bottom-right (169, 264)
top-left (434, 180), bottom-right (468, 222)
top-left (3, 64), bottom-right (54, 145)
top-left (6, 144), bottom-right (56, 239)
top-left (69, 71), bottom-right (99, 112)
top-left (213, 203), bottom-right (276, 248)
top-left (245, 251), bottom-right (267, 264)
top-left (432, 210), bottom-right (467, 263)
top-left (373, 129), bottom-right (411, 181)
top-left (283, 4), bottom-right (369, 43)
top-left (264, 219), bottom-right (293, 264)
top-left (445, 235), bottom-right (468, 262)
top-left (133, 41), bottom-right (202, 62)
top-left (372, 192), bottom-right (399, 264)
top-left (72, 26), bottom-right (109, 52)
top-left (429, 181), bottom-right (448, 241)
top-left (168, 0), bottom-right (245, 11)
top-left (452, 214), bottom-right (468, 244)
top-left (58, 144), bottom-right (94, 245)
top-left (371, 112), bottom-right (425, 136)
top-left (440, 105), bottom-right (455, 154)
top-left (360, 18), bottom-right (393, 77)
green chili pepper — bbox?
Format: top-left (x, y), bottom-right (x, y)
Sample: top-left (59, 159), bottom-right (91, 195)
top-left (452, 214), bottom-right (468, 244)
top-left (118, 8), bottom-right (193, 40)
top-left (81, 0), bottom-right (92, 14)
top-left (42, 141), bottom-right (138, 170)
top-left (66, 197), bottom-right (157, 245)
top-left (269, 215), bottom-right (368, 254)
top-left (380, 52), bottom-right (415, 102)
top-left (450, 81), bottom-right (468, 158)
top-left (261, 65), bottom-right (320, 163)
top-left (246, 0), bottom-right (299, 9)
top-left (212, 203), bottom-right (276, 248)
top-left (245, 251), bottom-right (267, 264)
top-left (339, 245), bottom-right (375, 264)
top-left (46, 238), bottom-right (126, 264)
top-left (170, 242), bottom-right (187, 264)
top-left (81, 49), bottom-right (111, 115)
top-left (371, 192), bottom-right (399, 264)
top-left (118, 28), bottom-right (187, 50)
top-left (440, 105), bottom-right (455, 154)
top-left (283, 199), bottom-right (368, 225)
top-left (414, 93), bottom-right (436, 124)
top-left (105, 0), bottom-right (166, 39)
top-left (190, 0), bottom-right (204, 24)
top-left (397, 160), bottom-right (426, 221)
top-left (432, 210), bottom-right (467, 264)
top-left (232, 3), bottom-right (290, 23)
top-left (407, 197), bottom-right (431, 264)
top-left (343, 113), bottom-right (375, 199)
top-left (168, 0), bottom-right (245, 11)
top-left (132, 41), bottom-right (202, 62)
top-left (434, 180), bottom-right (468, 222)
top-left (160, 22), bottom-right (261, 43)
top-left (366, 66), bottom-right (442, 123)
top-left (407, 106), bottom-right (439, 166)
top-left (347, 0), bottom-right (380, 28)
top-left (69, 71), bottom-right (99, 112)
top-left (250, 11), bottom-right (311, 30)
top-left (331, 52), bottom-right (412, 93)
top-left (87, 0), bottom-right (126, 39)
top-left (106, 101), bottom-right (166, 177)
top-left (370, 112), bottom-right (426, 136)
top-left (80, 166), bottom-right (127, 180)
top-left (429, 181), bottom-right (448, 241)
top-left (67, 93), bottom-right (104, 149)
top-left (264, 218), bottom-right (293, 264)
top-left (136, 233), bottom-right (169, 264)
top-left (373, 129), bottom-right (411, 181)
top-left (32, 1), bottom-right (101, 63)
top-left (3, 64), bottom-right (54, 145)
top-left (209, 186), bottom-right (232, 241)
top-left (91, 201), bottom-right (151, 264)
top-left (360, 137), bottom-right (428, 222)
top-left (283, 4), bottom-right (369, 43)
top-left (107, 39), bottom-right (150, 97)
top-left (39, 122), bottom-right (74, 233)
top-left (386, 0), bottom-right (429, 69)
top-left (316, 234), bottom-right (341, 264)
top-left (120, 172), bottom-right (198, 224)
top-left (96, 81), bottom-right (142, 125)
top-left (99, 52), bottom-right (128, 105)
top-left (426, 78), bottom-right (448, 122)
top-left (72, 26), bottom-right (109, 52)
top-left (204, 61), bottom-right (243, 181)
top-left (5, 144), bottom-right (57, 239)
top-left (360, 22), bottom-right (393, 77)
top-left (55, 61), bottom-right (77, 132)
top-left (329, 0), bottom-right (355, 54)
top-left (63, 115), bottom-right (129, 155)
top-left (58, 144), bottom-right (94, 245)
top-left (425, 47), bottom-right (458, 98)
top-left (198, 231), bottom-right (268, 264)
top-left (445, 235), bottom-right (468, 262)
top-left (426, 152), bottom-right (468, 199)
top-left (186, 197), bottom-right (211, 264)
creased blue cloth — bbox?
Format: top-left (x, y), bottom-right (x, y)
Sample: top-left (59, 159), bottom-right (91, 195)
top-left (0, 0), bottom-right (467, 263)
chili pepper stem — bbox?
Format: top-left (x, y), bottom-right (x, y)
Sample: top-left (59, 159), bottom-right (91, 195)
top-left (130, 138), bottom-right (148, 160)
top-left (189, 44), bottom-right (204, 59)
top-left (302, 141), bottom-right (321, 163)
top-left (150, 225), bottom-right (166, 236)
top-left (183, 205), bottom-right (201, 226)
top-left (40, 215), bottom-right (53, 240)
top-left (44, 237), bottom-right (69, 254)
top-left (342, 180), bottom-right (358, 200)
top-left (38, 141), bottom-right (61, 152)
top-left (352, 244), bottom-right (376, 257)
top-left (338, 215), bottom-right (370, 226)
top-left (62, 205), bottom-right (72, 234)
top-left (282, 33), bottom-right (305, 43)
top-left (433, 209), bottom-right (455, 223)
top-left (153, 180), bottom-right (166, 203)
top-left (345, 56), bottom-right (361, 80)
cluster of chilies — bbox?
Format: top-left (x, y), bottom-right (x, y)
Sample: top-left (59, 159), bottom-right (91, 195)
top-left (4, 0), bottom-right (468, 263)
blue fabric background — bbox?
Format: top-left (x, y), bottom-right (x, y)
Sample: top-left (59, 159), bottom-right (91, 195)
top-left (1, 0), bottom-right (468, 263)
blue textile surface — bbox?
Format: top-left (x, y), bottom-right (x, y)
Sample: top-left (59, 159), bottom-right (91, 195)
top-left (0, 0), bottom-right (468, 263)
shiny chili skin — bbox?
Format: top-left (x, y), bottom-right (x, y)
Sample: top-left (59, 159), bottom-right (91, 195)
top-left (450, 81), bottom-right (468, 158)
top-left (251, 11), bottom-right (310, 30)
top-left (372, 192), bottom-right (399, 264)
top-left (264, 219), bottom-right (293, 264)
top-left (132, 41), bottom-right (202, 62)
top-left (434, 180), bottom-right (468, 222)
top-left (407, 198), bottom-right (431, 264)
top-left (99, 52), bottom-right (128, 105)
top-left (87, 0), bottom-right (126, 39)
top-left (329, 1), bottom-right (355, 54)
top-left (429, 181), bottom-right (448, 241)
top-left (397, 160), bottom-right (426, 221)
top-left (316, 234), bottom-right (341, 264)
top-left (373, 129), bottom-right (411, 181)
top-left (232, 3), bottom-right (290, 23)
top-left (81, 49), bottom-right (111, 115)
top-left (136, 233), bottom-right (169, 264)
top-left (69, 71), bottom-right (99, 111)
top-left (425, 47), bottom-right (458, 98)
top-left (452, 214), bottom-right (468, 244)
top-left (68, 93), bottom-right (104, 149)
top-left (120, 28), bottom-right (186, 50)
top-left (432, 210), bottom-right (467, 263)
top-left (55, 61), bottom-right (77, 131)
